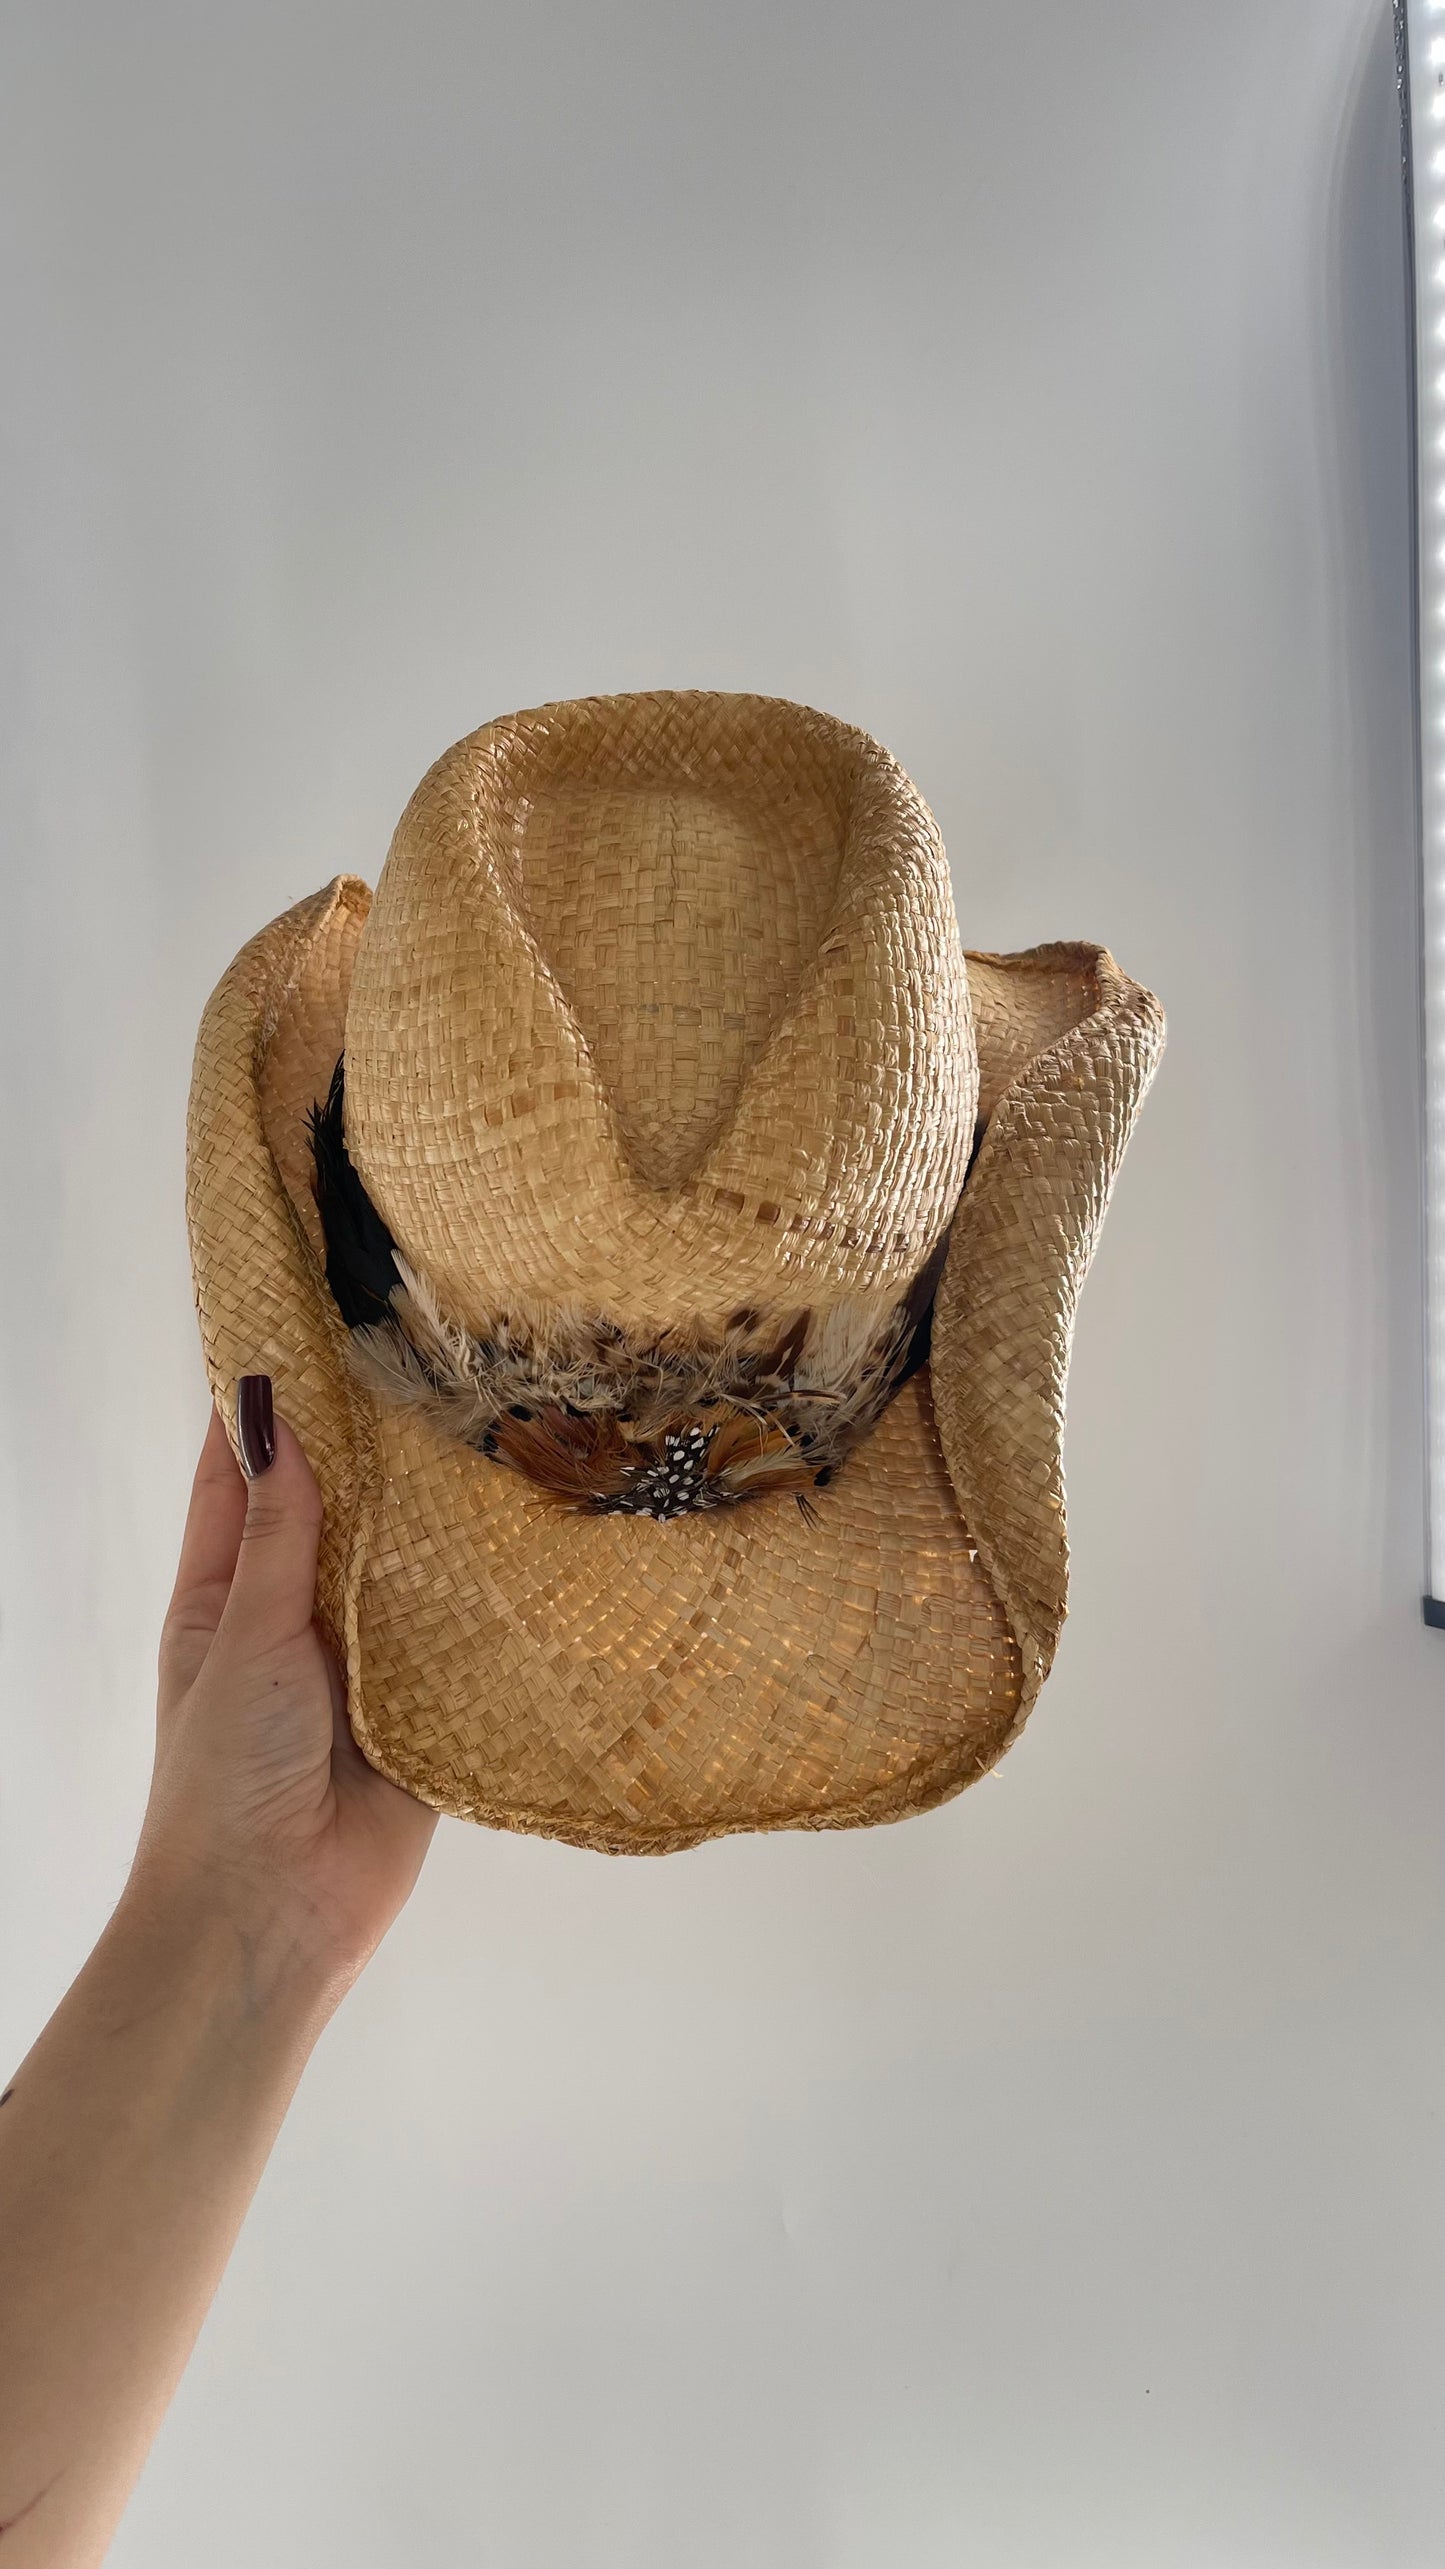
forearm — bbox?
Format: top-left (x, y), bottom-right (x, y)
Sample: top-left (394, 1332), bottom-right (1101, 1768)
top-left (0, 1879), bottom-right (335, 2569)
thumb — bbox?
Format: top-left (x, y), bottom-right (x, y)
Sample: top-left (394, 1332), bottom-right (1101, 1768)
top-left (215, 1376), bottom-right (325, 1655)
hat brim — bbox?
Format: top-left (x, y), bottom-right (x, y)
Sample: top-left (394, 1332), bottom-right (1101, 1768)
top-left (186, 877), bottom-right (1162, 1853)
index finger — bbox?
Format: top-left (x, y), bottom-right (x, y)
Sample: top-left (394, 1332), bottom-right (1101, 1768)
top-left (157, 1401), bottom-right (247, 1714)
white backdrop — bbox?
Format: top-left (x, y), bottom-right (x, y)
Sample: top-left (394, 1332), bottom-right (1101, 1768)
top-left (2, 4), bottom-right (1441, 2564)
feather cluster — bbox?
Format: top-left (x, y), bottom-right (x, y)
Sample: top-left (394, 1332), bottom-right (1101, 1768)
top-left (308, 1058), bottom-right (948, 1519)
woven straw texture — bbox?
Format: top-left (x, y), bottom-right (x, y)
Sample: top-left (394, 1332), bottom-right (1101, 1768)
top-left (186, 692), bottom-right (1163, 1854)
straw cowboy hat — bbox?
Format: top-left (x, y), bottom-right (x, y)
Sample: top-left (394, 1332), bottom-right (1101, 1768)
top-left (187, 691), bottom-right (1163, 1855)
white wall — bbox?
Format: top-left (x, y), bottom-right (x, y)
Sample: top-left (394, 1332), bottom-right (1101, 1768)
top-left (2, 4), bottom-right (1439, 2563)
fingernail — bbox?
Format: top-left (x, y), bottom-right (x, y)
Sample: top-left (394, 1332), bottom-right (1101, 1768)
top-left (236, 1374), bottom-right (276, 1479)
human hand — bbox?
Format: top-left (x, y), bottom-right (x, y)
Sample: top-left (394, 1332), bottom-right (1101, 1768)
top-left (128, 1378), bottom-right (437, 2004)
top-left (0, 1379), bottom-right (438, 2568)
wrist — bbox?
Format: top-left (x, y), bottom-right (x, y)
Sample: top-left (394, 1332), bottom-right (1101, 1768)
top-left (113, 1857), bottom-right (347, 2048)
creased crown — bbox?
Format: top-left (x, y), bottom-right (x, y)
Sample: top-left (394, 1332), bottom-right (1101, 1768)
top-left (341, 691), bottom-right (978, 1337)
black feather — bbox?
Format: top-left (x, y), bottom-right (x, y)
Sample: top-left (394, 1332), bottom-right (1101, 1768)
top-left (307, 1056), bottom-right (402, 1328)
top-left (306, 1060), bottom-right (955, 1516)
top-left (893, 1220), bottom-right (953, 1387)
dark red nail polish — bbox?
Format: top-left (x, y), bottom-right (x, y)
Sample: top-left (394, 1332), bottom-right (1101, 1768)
top-left (236, 1374), bottom-right (275, 1478)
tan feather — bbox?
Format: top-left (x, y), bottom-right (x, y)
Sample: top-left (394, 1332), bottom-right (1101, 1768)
top-left (339, 1246), bottom-right (946, 1518)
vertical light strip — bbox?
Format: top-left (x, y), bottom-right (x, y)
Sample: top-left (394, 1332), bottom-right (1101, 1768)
top-left (1401, 2), bottom-right (1445, 1623)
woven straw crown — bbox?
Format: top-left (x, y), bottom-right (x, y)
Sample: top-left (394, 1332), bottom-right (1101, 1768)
top-left (187, 691), bottom-right (1163, 1854)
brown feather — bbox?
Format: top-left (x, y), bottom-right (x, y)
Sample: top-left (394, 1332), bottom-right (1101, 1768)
top-left (337, 1233), bottom-right (953, 1519)
top-left (700, 1410), bottom-right (778, 1473)
top-left (747, 1309), bottom-right (812, 1382)
top-left (489, 1410), bottom-right (633, 1500)
top-left (313, 1053), bottom-right (956, 1518)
